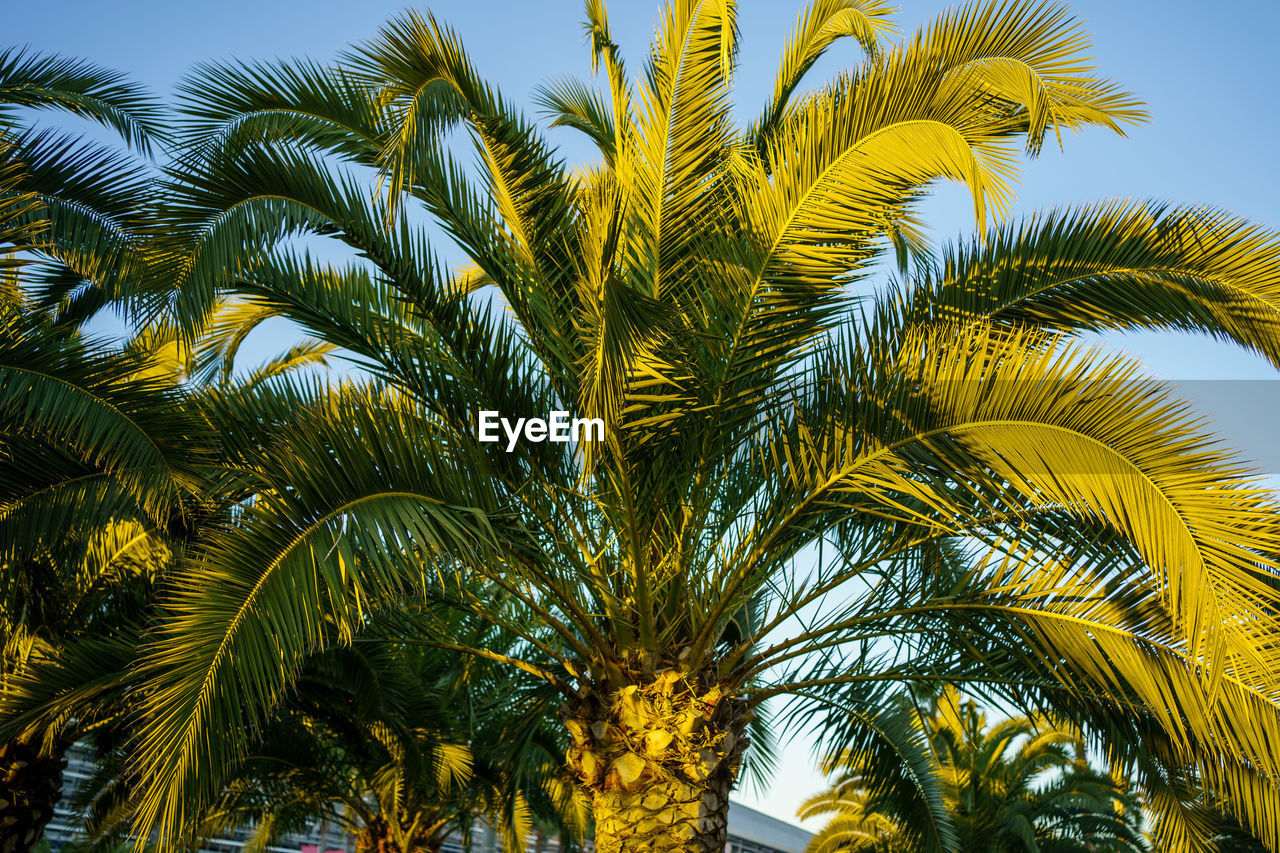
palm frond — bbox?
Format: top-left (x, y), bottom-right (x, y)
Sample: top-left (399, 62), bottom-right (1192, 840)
top-left (899, 200), bottom-right (1280, 367)
top-left (129, 389), bottom-right (526, 838)
top-left (751, 0), bottom-right (898, 152)
top-left (0, 47), bottom-right (164, 151)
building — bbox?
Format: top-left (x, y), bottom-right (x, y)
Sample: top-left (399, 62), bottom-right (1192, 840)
top-left (725, 802), bottom-right (812, 853)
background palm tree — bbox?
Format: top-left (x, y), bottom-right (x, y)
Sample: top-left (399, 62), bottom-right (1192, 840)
top-left (1, 55), bottom-right (169, 846)
top-left (188, 614), bottom-right (585, 853)
top-left (0, 50), bottom-right (343, 847)
top-left (33, 1), bottom-right (1280, 852)
top-left (0, 310), bottom-right (209, 852)
top-left (801, 688), bottom-right (1146, 853)
top-left (0, 53), bottom-right (327, 839)
top-left (0, 308), bottom-right (358, 852)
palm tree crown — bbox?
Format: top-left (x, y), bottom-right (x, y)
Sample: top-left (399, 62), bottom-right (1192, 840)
top-left (46, 1), bottom-right (1280, 851)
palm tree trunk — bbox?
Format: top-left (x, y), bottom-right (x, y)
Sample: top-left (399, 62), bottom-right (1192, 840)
top-left (0, 731), bottom-right (72, 853)
top-left (563, 669), bottom-right (749, 853)
top-left (588, 773), bottom-right (732, 853)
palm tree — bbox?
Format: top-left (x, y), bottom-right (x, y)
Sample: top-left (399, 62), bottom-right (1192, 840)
top-left (0, 49), bottom-right (317, 839)
top-left (0, 307), bottom-right (348, 852)
top-left (189, 615), bottom-right (584, 853)
top-left (125, 2), bottom-right (1280, 851)
top-left (0, 50), bottom-right (335, 844)
top-left (184, 645), bottom-right (488, 852)
top-left (1, 51), bottom-right (169, 833)
top-left (7, 602), bottom-right (588, 853)
top-left (801, 689), bottom-right (1145, 853)
top-left (0, 308), bottom-right (211, 852)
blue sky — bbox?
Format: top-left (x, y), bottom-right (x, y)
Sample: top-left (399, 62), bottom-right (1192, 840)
top-left (12, 0), bottom-right (1280, 830)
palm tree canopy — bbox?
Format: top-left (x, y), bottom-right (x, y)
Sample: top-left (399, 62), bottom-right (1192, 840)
top-left (43, 1), bottom-right (1280, 850)
top-left (802, 689), bottom-right (1146, 853)
top-left (0, 50), bottom-right (190, 853)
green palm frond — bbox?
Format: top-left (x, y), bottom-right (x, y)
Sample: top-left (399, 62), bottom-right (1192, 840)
top-left (0, 47), bottom-right (163, 151)
top-left (898, 200), bottom-right (1280, 366)
top-left (174, 59), bottom-right (387, 163)
top-left (1, 128), bottom-right (156, 317)
top-left (805, 689), bottom-right (1145, 853)
top-left (741, 323), bottom-right (1280, 671)
top-left (0, 314), bottom-right (208, 523)
top-left (534, 76), bottom-right (617, 163)
top-left (624, 0), bottom-right (738, 299)
top-left (799, 688), bottom-right (957, 853)
top-left (130, 388), bottom-right (541, 838)
top-left (0, 156), bottom-right (43, 291)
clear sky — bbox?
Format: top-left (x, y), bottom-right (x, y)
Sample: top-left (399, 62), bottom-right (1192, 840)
top-left (11, 0), bottom-right (1280, 831)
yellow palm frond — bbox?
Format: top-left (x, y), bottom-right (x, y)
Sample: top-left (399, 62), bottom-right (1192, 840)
top-left (757, 0), bottom-right (899, 144)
